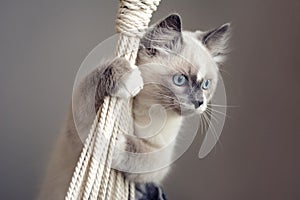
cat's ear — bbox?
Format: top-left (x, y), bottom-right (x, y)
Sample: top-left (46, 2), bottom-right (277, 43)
top-left (198, 23), bottom-right (231, 63)
top-left (155, 13), bottom-right (182, 33)
top-left (140, 13), bottom-right (183, 55)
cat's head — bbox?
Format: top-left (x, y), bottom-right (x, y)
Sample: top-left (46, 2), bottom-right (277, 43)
top-left (136, 14), bottom-right (231, 115)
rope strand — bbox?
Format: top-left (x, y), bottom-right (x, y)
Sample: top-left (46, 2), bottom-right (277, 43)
top-left (65, 0), bottom-right (161, 199)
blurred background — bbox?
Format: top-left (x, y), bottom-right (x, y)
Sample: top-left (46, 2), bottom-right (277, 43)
top-left (1, 0), bottom-right (300, 199)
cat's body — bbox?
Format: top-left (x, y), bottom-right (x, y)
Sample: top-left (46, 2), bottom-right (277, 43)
top-left (38, 14), bottom-right (230, 199)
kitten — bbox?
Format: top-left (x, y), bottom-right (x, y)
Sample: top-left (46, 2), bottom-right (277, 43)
top-left (38, 14), bottom-right (231, 199)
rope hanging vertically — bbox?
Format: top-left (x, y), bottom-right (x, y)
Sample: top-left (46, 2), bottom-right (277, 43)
top-left (65, 0), bottom-right (161, 199)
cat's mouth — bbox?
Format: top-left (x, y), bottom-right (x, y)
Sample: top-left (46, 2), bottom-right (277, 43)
top-left (198, 103), bottom-right (207, 114)
top-left (177, 104), bottom-right (200, 116)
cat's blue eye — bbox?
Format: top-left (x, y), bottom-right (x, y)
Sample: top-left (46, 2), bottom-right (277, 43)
top-left (201, 79), bottom-right (211, 90)
top-left (173, 74), bottom-right (187, 86)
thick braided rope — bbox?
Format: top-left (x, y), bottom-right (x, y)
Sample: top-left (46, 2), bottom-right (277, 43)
top-left (65, 101), bottom-right (109, 200)
top-left (116, 0), bottom-right (161, 38)
top-left (83, 98), bottom-right (119, 199)
top-left (94, 1), bottom-right (161, 199)
top-left (65, 0), bottom-right (161, 199)
top-left (98, 112), bottom-right (124, 199)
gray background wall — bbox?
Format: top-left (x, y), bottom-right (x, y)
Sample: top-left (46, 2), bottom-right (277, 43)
top-left (0, 0), bottom-right (299, 199)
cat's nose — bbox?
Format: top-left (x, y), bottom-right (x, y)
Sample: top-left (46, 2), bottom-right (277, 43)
top-left (192, 100), bottom-right (203, 109)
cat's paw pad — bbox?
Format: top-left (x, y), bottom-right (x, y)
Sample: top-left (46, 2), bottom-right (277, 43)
top-left (113, 67), bottom-right (143, 99)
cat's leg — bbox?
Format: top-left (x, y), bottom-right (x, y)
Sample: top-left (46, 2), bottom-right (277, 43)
top-left (73, 57), bottom-right (143, 140)
top-left (37, 57), bottom-right (143, 200)
top-left (113, 133), bottom-right (172, 184)
top-left (95, 57), bottom-right (143, 106)
top-left (81, 58), bottom-right (171, 184)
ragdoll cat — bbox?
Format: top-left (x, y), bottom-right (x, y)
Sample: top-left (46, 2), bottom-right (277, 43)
top-left (38, 14), bottom-right (230, 199)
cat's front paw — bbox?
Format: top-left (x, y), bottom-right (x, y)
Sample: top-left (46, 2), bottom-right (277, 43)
top-left (113, 67), bottom-right (144, 99)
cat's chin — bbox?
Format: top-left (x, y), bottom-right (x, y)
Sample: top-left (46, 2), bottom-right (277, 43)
top-left (191, 106), bottom-right (207, 115)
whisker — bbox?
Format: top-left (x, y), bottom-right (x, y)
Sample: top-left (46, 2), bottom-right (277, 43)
top-left (208, 103), bottom-right (239, 108)
top-left (206, 107), bottom-right (230, 118)
top-left (204, 110), bottom-right (220, 125)
top-left (202, 112), bottom-right (223, 149)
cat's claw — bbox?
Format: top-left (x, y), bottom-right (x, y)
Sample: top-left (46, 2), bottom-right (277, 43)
top-left (114, 67), bottom-right (143, 99)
